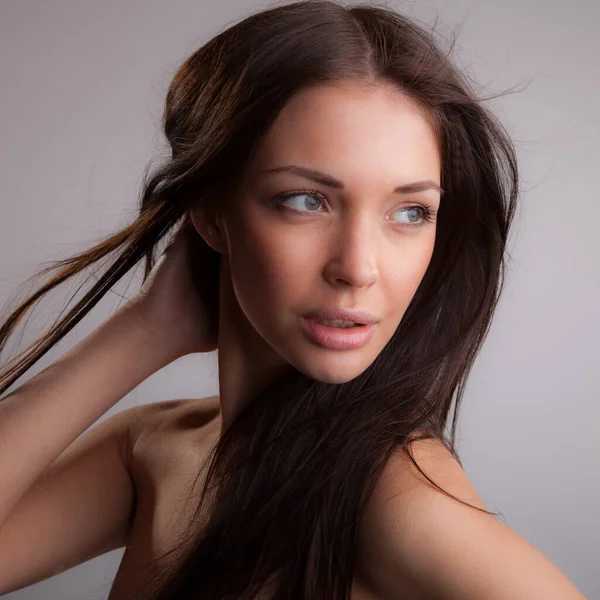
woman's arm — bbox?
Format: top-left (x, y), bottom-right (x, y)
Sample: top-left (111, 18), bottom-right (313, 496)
top-left (0, 307), bottom-right (180, 593)
top-left (0, 217), bottom-right (217, 592)
top-left (0, 306), bottom-right (179, 530)
top-left (0, 401), bottom-right (139, 594)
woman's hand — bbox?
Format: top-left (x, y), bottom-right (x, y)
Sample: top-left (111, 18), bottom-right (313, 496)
top-left (125, 213), bottom-right (221, 357)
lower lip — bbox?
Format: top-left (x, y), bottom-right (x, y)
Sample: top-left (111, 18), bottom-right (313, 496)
top-left (300, 317), bottom-right (377, 350)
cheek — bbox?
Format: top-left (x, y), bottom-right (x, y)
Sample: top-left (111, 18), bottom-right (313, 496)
top-left (228, 203), bottom-right (436, 327)
top-left (228, 217), bottom-right (320, 312)
top-left (384, 238), bottom-right (435, 312)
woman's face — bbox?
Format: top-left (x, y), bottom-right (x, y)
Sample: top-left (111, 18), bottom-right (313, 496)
top-left (211, 81), bottom-right (441, 384)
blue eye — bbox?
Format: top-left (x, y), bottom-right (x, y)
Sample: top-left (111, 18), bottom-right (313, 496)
top-left (274, 189), bottom-right (325, 212)
top-left (394, 206), bottom-right (437, 227)
top-left (273, 188), bottom-right (436, 228)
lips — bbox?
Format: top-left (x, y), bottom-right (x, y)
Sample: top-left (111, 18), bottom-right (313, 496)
top-left (303, 307), bottom-right (379, 325)
top-left (300, 317), bottom-right (377, 350)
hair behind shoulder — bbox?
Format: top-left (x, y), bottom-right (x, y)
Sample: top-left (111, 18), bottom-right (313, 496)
top-left (0, 2), bottom-right (519, 598)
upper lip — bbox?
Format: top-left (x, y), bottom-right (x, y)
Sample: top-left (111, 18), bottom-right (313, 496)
top-left (303, 307), bottom-right (379, 325)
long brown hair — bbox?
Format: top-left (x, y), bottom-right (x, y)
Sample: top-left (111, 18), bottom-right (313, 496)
top-left (0, 1), bottom-right (521, 598)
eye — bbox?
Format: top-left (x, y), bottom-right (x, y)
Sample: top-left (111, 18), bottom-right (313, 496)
top-left (390, 205), bottom-right (436, 228)
top-left (273, 189), bottom-right (436, 228)
top-left (274, 188), bottom-right (325, 212)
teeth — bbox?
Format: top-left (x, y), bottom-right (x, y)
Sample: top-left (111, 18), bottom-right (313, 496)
top-left (315, 319), bottom-right (358, 328)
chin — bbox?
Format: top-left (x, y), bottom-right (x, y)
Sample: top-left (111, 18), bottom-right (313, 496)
top-left (292, 352), bottom-right (376, 385)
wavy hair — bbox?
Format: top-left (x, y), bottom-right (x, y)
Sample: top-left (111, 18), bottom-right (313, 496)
top-left (0, 1), bottom-right (520, 598)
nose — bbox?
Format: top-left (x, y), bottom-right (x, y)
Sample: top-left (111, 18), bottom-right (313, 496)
top-left (323, 213), bottom-right (379, 289)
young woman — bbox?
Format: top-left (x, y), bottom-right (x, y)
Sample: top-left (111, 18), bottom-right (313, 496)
top-left (0, 1), bottom-right (587, 598)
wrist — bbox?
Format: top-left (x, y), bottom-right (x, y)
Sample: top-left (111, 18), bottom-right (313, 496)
top-left (113, 304), bottom-right (188, 364)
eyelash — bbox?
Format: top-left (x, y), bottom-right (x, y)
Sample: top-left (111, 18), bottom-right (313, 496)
top-left (273, 188), bottom-right (436, 228)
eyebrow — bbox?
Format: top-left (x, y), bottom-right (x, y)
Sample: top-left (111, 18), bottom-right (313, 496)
top-left (261, 165), bottom-right (444, 196)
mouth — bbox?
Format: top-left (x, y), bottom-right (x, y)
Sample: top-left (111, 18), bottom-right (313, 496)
top-left (309, 319), bottom-right (367, 328)
top-left (302, 307), bottom-right (379, 326)
top-left (300, 317), bottom-right (377, 350)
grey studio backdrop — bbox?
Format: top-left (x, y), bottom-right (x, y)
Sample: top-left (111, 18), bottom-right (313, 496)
top-left (0, 0), bottom-right (597, 598)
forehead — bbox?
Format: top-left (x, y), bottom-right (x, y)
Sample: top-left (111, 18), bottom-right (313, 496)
top-left (245, 81), bottom-right (441, 186)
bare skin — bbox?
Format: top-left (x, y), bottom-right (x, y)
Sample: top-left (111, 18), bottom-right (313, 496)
top-left (106, 395), bottom-right (432, 599)
top-left (106, 397), bottom-right (224, 599)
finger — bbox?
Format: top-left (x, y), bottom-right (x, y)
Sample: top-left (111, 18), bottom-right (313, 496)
top-left (161, 215), bottom-right (192, 255)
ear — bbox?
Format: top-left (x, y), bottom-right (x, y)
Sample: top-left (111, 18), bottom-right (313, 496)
top-left (189, 208), bottom-right (228, 254)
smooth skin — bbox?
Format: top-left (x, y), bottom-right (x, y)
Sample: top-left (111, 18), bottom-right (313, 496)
top-left (191, 80), bottom-right (442, 437)
top-left (0, 80), bottom-right (588, 598)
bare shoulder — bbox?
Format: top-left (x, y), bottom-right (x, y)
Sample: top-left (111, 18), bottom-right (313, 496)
top-left (381, 435), bottom-right (489, 513)
top-left (127, 396), bottom-right (221, 474)
top-left (103, 398), bottom-right (221, 597)
top-left (129, 396), bottom-right (220, 442)
top-left (356, 436), bottom-right (487, 597)
top-left (358, 436), bottom-right (586, 599)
